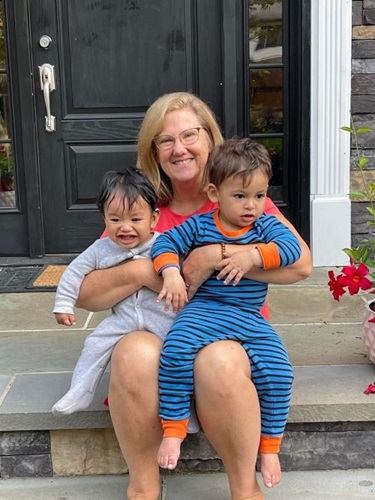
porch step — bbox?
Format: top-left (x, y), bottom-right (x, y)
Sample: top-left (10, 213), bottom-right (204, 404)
top-left (0, 268), bottom-right (375, 478)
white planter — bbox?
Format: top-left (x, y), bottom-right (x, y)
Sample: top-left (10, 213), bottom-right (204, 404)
top-left (363, 299), bottom-right (375, 364)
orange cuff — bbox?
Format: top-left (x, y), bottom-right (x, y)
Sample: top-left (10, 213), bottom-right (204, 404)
top-left (153, 253), bottom-right (179, 273)
top-left (259, 435), bottom-right (282, 454)
top-left (256, 242), bottom-right (281, 270)
top-left (161, 419), bottom-right (189, 439)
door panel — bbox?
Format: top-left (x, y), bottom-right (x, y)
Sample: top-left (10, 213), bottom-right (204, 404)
top-left (62, 2), bottom-right (193, 110)
top-left (29, 0), bottom-right (221, 253)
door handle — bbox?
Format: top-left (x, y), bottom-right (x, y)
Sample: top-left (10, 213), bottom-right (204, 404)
top-left (38, 63), bottom-right (56, 133)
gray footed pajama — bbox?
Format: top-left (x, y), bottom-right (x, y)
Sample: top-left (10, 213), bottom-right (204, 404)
top-left (52, 233), bottom-right (175, 415)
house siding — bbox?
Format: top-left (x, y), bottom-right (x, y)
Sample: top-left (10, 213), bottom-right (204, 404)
top-left (351, 1), bottom-right (375, 249)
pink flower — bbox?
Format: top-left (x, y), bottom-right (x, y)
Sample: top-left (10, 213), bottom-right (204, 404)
top-left (339, 263), bottom-right (373, 295)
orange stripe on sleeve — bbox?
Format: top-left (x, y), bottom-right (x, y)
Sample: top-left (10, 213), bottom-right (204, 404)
top-left (256, 242), bottom-right (281, 270)
top-left (153, 253), bottom-right (180, 274)
top-left (259, 435), bottom-right (282, 454)
top-left (161, 419), bottom-right (189, 439)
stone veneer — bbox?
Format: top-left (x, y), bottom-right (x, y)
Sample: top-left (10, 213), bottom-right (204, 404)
top-left (351, 1), bottom-right (375, 248)
top-left (1, 424), bottom-right (375, 478)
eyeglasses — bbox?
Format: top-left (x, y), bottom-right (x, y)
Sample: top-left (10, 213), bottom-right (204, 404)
top-left (153, 127), bottom-right (203, 151)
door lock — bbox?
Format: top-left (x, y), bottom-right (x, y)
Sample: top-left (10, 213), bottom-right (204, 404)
top-left (39, 35), bottom-right (52, 50)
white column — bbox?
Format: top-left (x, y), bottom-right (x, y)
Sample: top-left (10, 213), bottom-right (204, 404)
top-left (310, 0), bottom-right (352, 266)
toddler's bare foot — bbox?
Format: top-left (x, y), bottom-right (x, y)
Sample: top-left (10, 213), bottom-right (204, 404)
top-left (157, 437), bottom-right (183, 470)
top-left (260, 452), bottom-right (282, 488)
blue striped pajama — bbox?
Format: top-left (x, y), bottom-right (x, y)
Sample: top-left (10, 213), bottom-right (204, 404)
top-left (151, 210), bottom-right (301, 439)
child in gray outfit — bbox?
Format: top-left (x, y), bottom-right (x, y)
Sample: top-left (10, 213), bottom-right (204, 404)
top-left (52, 168), bottom-right (175, 415)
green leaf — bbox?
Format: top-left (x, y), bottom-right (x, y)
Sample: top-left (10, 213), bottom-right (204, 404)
top-left (360, 246), bottom-right (371, 262)
top-left (358, 157), bottom-right (369, 168)
top-left (350, 190), bottom-right (367, 199)
top-left (340, 126), bottom-right (353, 133)
top-left (356, 127), bottom-right (373, 134)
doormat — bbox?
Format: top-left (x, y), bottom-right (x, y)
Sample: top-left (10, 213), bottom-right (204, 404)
top-left (0, 265), bottom-right (67, 293)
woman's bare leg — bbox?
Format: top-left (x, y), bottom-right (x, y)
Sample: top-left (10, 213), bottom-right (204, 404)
top-left (109, 332), bottom-right (163, 500)
top-left (194, 341), bottom-right (264, 500)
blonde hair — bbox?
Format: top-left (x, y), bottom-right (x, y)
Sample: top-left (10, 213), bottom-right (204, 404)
top-left (137, 92), bottom-right (223, 205)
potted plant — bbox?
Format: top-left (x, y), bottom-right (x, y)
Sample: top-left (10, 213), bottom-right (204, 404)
top-left (327, 120), bottom-right (375, 363)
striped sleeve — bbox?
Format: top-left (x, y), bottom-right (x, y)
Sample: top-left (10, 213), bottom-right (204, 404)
top-left (151, 216), bottom-right (200, 274)
top-left (256, 215), bottom-right (302, 268)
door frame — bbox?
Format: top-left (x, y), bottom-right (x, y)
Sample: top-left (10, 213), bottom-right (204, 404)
top-left (12, 0), bottom-right (44, 257)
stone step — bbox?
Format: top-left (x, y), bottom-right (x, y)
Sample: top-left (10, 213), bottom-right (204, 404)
top-left (1, 268), bottom-right (375, 478)
top-left (1, 364), bottom-right (374, 477)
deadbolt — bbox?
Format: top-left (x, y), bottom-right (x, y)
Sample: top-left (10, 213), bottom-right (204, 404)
top-left (39, 35), bottom-right (52, 49)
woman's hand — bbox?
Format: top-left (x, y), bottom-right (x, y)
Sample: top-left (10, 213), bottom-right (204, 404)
top-left (182, 245), bottom-right (222, 298)
top-left (76, 258), bottom-right (163, 311)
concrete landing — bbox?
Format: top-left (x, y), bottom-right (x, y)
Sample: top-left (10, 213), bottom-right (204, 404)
top-left (0, 470), bottom-right (374, 499)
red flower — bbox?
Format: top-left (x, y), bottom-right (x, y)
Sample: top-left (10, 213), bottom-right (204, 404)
top-left (327, 270), bottom-right (346, 301)
top-left (364, 382), bottom-right (375, 395)
top-left (339, 263), bottom-right (373, 296)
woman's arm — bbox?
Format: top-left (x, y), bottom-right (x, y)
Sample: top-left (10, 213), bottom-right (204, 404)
top-left (182, 214), bottom-right (312, 295)
top-left (76, 258), bottom-right (163, 311)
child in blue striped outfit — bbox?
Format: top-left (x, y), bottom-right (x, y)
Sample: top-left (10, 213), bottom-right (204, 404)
top-left (151, 137), bottom-right (302, 489)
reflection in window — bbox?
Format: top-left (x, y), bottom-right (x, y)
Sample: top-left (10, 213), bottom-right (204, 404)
top-left (0, 1), bottom-right (15, 208)
top-left (249, 1), bottom-right (284, 201)
top-left (250, 68), bottom-right (283, 134)
top-left (249, 1), bottom-right (283, 64)
top-left (257, 137), bottom-right (283, 201)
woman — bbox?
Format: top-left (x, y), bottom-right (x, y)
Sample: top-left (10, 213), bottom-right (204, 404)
top-left (77, 92), bottom-right (312, 500)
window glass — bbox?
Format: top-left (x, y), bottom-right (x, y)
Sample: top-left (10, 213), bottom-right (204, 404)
top-left (250, 68), bottom-right (283, 134)
top-left (0, 2), bottom-right (15, 208)
top-left (249, 1), bottom-right (284, 203)
top-left (249, 1), bottom-right (283, 64)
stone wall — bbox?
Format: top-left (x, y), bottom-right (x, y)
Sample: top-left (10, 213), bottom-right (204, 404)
top-left (351, 1), bottom-right (375, 248)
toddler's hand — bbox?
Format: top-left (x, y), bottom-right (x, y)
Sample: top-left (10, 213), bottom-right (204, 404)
top-left (216, 248), bottom-right (261, 285)
top-left (54, 313), bottom-right (76, 326)
top-left (157, 268), bottom-right (188, 312)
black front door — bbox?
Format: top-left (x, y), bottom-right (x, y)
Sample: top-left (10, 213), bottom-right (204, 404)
top-left (7, 0), bottom-right (309, 256)
top-left (13, 0), bottom-right (224, 254)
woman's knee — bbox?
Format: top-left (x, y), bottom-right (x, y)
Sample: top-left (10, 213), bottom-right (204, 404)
top-left (194, 341), bottom-right (251, 391)
top-left (110, 331), bottom-right (162, 389)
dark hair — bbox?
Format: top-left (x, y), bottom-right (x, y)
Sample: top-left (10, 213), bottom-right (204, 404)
top-left (97, 167), bottom-right (158, 216)
top-left (203, 137), bottom-right (272, 189)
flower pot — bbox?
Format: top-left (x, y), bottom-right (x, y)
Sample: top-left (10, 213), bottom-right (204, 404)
top-left (363, 299), bottom-right (375, 363)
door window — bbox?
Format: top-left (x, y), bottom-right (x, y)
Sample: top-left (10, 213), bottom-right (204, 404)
top-left (249, 0), bottom-right (284, 200)
top-left (0, 0), bottom-right (15, 208)
top-left (0, 1), bottom-right (16, 210)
